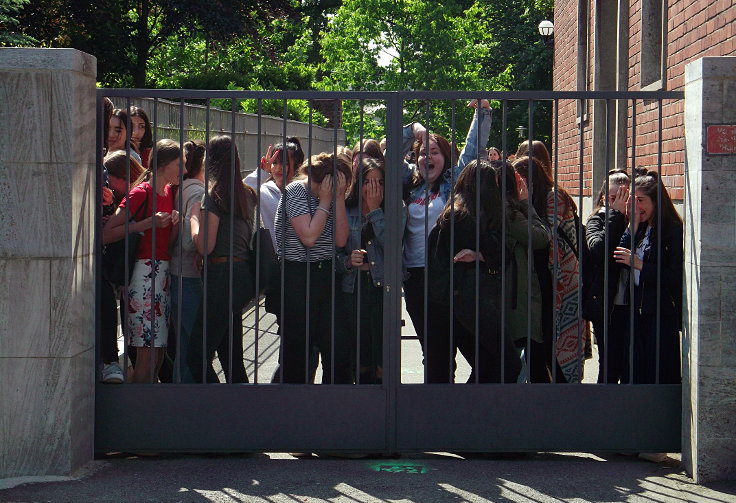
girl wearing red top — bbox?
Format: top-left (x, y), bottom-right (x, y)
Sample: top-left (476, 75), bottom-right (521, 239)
top-left (103, 139), bottom-right (184, 383)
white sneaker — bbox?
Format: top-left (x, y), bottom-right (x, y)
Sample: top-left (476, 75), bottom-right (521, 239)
top-left (102, 363), bottom-right (124, 384)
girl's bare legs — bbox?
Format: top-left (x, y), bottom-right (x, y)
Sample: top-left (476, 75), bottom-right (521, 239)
top-left (130, 347), bottom-right (166, 383)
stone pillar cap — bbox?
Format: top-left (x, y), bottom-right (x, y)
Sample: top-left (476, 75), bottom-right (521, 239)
top-left (0, 48), bottom-right (96, 76)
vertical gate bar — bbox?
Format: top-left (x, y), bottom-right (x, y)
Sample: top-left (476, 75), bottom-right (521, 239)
top-left (384, 91), bottom-right (403, 453)
top-left (280, 100), bottom-right (289, 385)
top-left (577, 97), bottom-right (585, 383)
top-left (95, 94), bottom-right (103, 379)
top-left (175, 99), bottom-right (185, 384)
top-left (628, 99), bottom-right (637, 385)
top-left (202, 99), bottom-right (210, 384)
top-left (552, 98), bottom-right (560, 383)
top-left (474, 96), bottom-right (481, 385)
top-left (122, 96), bottom-right (132, 381)
top-left (603, 99), bottom-right (611, 384)
top-left (298, 104), bottom-right (312, 386)
top-left (357, 100), bottom-right (364, 385)
top-left (551, 99), bottom-right (560, 384)
top-left (227, 98), bottom-right (236, 384)
top-left (500, 99), bottom-right (508, 383)
top-left (331, 99), bottom-right (339, 385)
top-left (423, 101), bottom-right (430, 384)
top-left (656, 98), bottom-right (663, 384)
top-left (253, 99), bottom-right (263, 384)
top-left (526, 99), bottom-right (534, 382)
top-left (449, 101), bottom-right (456, 382)
top-left (150, 98), bottom-right (159, 382)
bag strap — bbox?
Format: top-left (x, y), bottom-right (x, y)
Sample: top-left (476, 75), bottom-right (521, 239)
top-left (556, 211), bottom-right (580, 258)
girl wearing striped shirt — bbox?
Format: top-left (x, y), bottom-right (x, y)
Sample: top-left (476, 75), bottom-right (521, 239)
top-left (274, 152), bottom-right (352, 383)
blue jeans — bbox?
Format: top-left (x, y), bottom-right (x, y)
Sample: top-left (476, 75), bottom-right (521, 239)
top-left (169, 275), bottom-right (202, 383)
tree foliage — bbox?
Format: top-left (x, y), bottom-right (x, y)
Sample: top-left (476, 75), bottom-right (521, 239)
top-left (17, 0), bottom-right (554, 146)
top-left (0, 0), bottom-right (37, 46)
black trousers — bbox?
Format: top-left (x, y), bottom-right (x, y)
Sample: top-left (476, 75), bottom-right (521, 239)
top-left (187, 261), bottom-right (255, 383)
top-left (100, 280), bottom-right (120, 364)
top-left (280, 260), bottom-right (351, 384)
top-left (342, 272), bottom-right (384, 384)
top-left (595, 307), bottom-right (629, 384)
top-left (609, 304), bottom-right (680, 384)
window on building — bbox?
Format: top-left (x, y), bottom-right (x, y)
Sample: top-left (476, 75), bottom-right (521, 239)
top-left (640, 0), bottom-right (667, 89)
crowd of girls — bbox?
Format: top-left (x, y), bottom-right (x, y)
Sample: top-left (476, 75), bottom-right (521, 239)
top-left (98, 98), bottom-right (683, 386)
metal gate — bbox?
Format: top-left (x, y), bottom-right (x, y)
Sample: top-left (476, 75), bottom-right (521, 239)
top-left (95, 90), bottom-right (684, 454)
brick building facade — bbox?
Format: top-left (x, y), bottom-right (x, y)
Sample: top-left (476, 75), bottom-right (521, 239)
top-left (552, 0), bottom-right (736, 202)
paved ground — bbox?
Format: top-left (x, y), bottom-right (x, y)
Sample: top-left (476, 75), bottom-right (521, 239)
top-left (8, 298), bottom-right (720, 502)
top-left (2, 452), bottom-right (735, 502)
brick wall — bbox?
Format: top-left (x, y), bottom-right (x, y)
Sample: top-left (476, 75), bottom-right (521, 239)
top-left (553, 0), bottom-right (736, 201)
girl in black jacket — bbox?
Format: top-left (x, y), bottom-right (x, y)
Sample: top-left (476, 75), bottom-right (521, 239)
top-left (583, 169), bottom-right (631, 383)
top-left (613, 171), bottom-right (683, 384)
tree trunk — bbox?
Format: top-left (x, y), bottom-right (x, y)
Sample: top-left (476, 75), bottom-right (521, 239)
top-left (133, 0), bottom-right (151, 88)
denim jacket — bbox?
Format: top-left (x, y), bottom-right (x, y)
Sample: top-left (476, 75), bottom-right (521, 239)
top-left (402, 107), bottom-right (492, 204)
top-left (337, 204), bottom-right (407, 293)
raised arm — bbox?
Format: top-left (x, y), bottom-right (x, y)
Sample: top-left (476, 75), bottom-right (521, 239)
top-left (457, 100), bottom-right (492, 171)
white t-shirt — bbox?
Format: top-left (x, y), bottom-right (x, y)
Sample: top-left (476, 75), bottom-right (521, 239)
top-left (259, 180), bottom-right (282, 250)
top-left (243, 168), bottom-right (270, 191)
top-left (403, 191), bottom-right (445, 268)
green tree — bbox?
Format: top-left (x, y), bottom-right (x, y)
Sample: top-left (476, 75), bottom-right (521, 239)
top-left (19, 0), bottom-right (295, 87)
top-left (0, 0), bottom-right (37, 46)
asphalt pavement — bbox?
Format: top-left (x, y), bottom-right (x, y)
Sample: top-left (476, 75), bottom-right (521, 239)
top-left (2, 451), bottom-right (736, 503)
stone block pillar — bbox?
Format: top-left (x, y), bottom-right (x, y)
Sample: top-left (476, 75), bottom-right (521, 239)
top-left (0, 49), bottom-right (97, 478)
top-left (683, 56), bottom-right (736, 483)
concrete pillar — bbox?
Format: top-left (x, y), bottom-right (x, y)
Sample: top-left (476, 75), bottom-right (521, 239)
top-left (683, 56), bottom-right (736, 483)
top-left (0, 49), bottom-right (97, 478)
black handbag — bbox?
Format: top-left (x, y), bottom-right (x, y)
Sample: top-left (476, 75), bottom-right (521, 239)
top-left (102, 189), bottom-right (149, 286)
top-left (249, 227), bottom-right (279, 295)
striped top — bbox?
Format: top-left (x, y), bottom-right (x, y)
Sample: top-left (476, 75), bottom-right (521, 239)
top-left (274, 180), bottom-right (335, 262)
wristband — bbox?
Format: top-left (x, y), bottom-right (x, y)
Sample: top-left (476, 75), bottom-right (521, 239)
top-left (315, 206), bottom-right (331, 216)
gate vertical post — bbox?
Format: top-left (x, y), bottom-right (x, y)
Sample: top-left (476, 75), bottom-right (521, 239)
top-left (683, 56), bottom-right (736, 483)
top-left (383, 92), bottom-right (405, 453)
top-left (0, 49), bottom-right (97, 478)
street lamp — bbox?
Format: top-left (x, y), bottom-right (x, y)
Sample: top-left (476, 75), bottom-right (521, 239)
top-left (538, 20), bottom-right (554, 47)
top-left (516, 125), bottom-right (527, 139)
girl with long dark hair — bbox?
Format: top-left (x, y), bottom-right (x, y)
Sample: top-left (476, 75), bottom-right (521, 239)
top-left (129, 106), bottom-right (153, 169)
top-left (337, 157), bottom-right (396, 383)
top-left (427, 159), bottom-right (521, 383)
top-left (612, 171), bottom-right (683, 384)
top-left (514, 155), bottom-right (587, 383)
top-left (186, 135), bottom-right (258, 383)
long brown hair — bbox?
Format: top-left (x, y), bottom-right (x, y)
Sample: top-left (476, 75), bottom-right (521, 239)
top-left (634, 170), bottom-right (682, 234)
top-left (437, 159), bottom-right (502, 235)
top-left (347, 139), bottom-right (385, 207)
top-left (515, 140), bottom-right (551, 176)
top-left (513, 156), bottom-right (553, 218)
top-left (206, 135), bottom-right (255, 220)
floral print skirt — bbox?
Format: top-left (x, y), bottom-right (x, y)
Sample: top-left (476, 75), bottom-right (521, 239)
top-left (127, 259), bottom-right (170, 348)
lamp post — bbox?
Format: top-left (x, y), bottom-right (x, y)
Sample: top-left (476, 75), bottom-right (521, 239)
top-left (516, 125), bottom-right (527, 139)
top-left (538, 20), bottom-right (554, 47)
